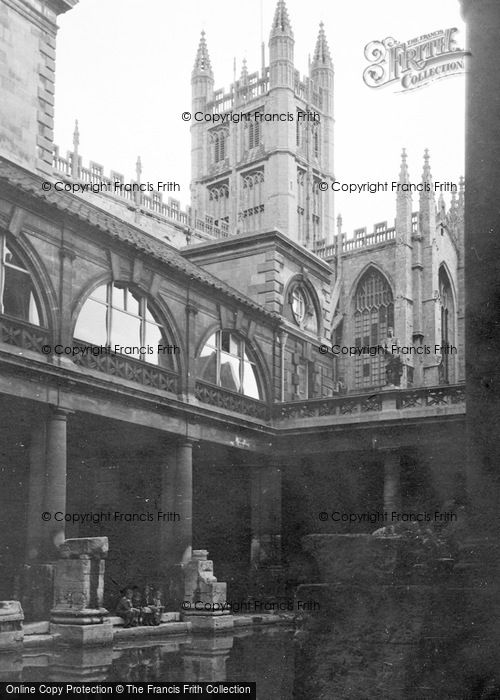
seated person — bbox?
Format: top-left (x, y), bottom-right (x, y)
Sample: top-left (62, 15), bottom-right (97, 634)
top-left (141, 584), bottom-right (156, 626)
top-left (116, 588), bottom-right (140, 628)
top-left (152, 588), bottom-right (163, 626)
top-left (131, 586), bottom-right (143, 624)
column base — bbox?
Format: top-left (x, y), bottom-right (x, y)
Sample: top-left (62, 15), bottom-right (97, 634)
top-left (182, 614), bottom-right (234, 633)
top-left (0, 601), bottom-right (24, 650)
top-left (50, 608), bottom-right (109, 626)
top-left (50, 619), bottom-right (113, 646)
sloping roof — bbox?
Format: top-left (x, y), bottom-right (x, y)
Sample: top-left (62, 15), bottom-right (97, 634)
top-left (0, 158), bottom-right (279, 321)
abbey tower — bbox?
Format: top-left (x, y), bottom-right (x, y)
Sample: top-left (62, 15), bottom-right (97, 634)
top-left (190, 0), bottom-right (335, 249)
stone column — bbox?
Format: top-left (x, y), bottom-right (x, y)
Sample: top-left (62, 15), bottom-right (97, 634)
top-left (26, 419), bottom-right (46, 562)
top-left (250, 464), bottom-right (282, 568)
top-left (159, 440), bottom-right (194, 608)
top-left (159, 448), bottom-right (177, 573)
top-left (383, 451), bottom-right (401, 515)
top-left (176, 440), bottom-right (193, 567)
top-left (43, 408), bottom-right (69, 558)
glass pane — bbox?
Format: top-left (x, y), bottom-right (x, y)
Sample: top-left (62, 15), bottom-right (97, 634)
top-left (110, 309), bottom-right (141, 356)
top-left (144, 321), bottom-right (170, 366)
top-left (74, 298), bottom-right (107, 345)
top-left (201, 334), bottom-right (217, 355)
top-left (3, 267), bottom-right (39, 324)
top-left (199, 347), bottom-right (217, 384)
top-left (126, 289), bottom-right (141, 315)
top-left (28, 292), bottom-right (40, 326)
top-left (111, 285), bottom-right (126, 311)
top-left (90, 284), bottom-right (107, 303)
top-left (220, 352), bottom-right (241, 392)
top-left (221, 331), bottom-right (230, 353)
top-left (229, 334), bottom-right (239, 356)
top-left (242, 360), bottom-right (260, 399)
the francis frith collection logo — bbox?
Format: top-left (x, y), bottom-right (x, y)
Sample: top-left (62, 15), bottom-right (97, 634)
top-left (363, 28), bottom-right (466, 92)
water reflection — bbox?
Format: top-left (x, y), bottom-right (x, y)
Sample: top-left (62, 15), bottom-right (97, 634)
top-left (18, 627), bottom-right (295, 699)
top-left (11, 609), bottom-right (500, 698)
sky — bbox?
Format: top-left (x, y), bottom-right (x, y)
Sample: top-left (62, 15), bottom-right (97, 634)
top-left (53, 0), bottom-right (465, 236)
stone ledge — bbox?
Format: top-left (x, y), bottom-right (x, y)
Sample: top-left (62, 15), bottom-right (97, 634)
top-left (113, 621), bottom-right (190, 640)
top-left (24, 621), bottom-right (50, 635)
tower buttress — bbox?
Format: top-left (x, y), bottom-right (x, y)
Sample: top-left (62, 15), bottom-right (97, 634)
top-left (310, 23), bottom-right (335, 245)
top-left (419, 150), bottom-right (441, 384)
top-left (191, 31), bottom-right (215, 217)
top-left (394, 149), bottom-right (414, 387)
top-left (269, 0), bottom-right (295, 90)
top-left (192, 31), bottom-right (214, 112)
top-left (310, 23), bottom-right (334, 116)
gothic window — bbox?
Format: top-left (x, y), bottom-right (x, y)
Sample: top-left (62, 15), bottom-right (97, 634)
top-left (208, 180), bottom-right (230, 226)
top-left (74, 282), bottom-right (171, 366)
top-left (209, 128), bottom-right (228, 165)
top-left (238, 169), bottom-right (265, 233)
top-left (439, 266), bottom-right (455, 383)
top-left (0, 234), bottom-right (42, 326)
top-left (199, 330), bottom-right (262, 399)
top-left (246, 118), bottom-right (262, 151)
top-left (296, 118), bottom-right (301, 148)
top-left (297, 169), bottom-right (306, 241)
top-left (353, 269), bottom-right (394, 390)
top-left (312, 177), bottom-right (322, 243)
top-left (313, 125), bottom-right (320, 159)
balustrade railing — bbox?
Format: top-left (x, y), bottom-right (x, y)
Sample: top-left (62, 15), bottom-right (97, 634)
top-left (0, 316), bottom-right (50, 354)
top-left (195, 380), bottom-right (269, 420)
top-left (396, 385), bottom-right (465, 409)
top-left (314, 219), bottom-right (403, 259)
top-left (72, 341), bottom-right (179, 394)
top-left (52, 147), bottom-right (229, 241)
top-left (0, 316), bottom-right (465, 425)
top-left (275, 384), bottom-right (465, 420)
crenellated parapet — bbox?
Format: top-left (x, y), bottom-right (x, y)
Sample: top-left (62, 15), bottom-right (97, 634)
top-left (52, 133), bottom-right (229, 246)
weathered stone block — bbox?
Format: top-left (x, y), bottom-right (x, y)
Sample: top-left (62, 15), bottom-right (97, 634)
top-left (50, 620), bottom-right (113, 647)
top-left (0, 601), bottom-right (23, 649)
top-left (51, 538), bottom-right (108, 628)
top-left (58, 537), bottom-right (108, 559)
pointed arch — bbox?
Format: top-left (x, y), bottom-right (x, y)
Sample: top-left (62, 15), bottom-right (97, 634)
top-left (438, 264), bottom-right (456, 384)
top-left (351, 266), bottom-right (394, 390)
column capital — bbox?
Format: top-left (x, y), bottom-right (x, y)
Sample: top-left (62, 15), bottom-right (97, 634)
top-left (177, 438), bottom-right (195, 449)
top-left (49, 407), bottom-right (73, 421)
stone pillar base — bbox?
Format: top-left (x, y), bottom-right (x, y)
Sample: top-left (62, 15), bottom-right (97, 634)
top-left (182, 550), bottom-right (233, 631)
top-left (187, 615), bottom-right (234, 633)
top-left (50, 608), bottom-right (108, 626)
top-left (0, 601), bottom-right (24, 650)
top-left (51, 537), bottom-right (109, 631)
top-left (50, 620), bottom-right (113, 647)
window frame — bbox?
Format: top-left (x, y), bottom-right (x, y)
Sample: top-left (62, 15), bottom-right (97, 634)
top-left (199, 330), bottom-right (263, 400)
top-left (74, 282), bottom-right (169, 365)
top-left (0, 233), bottom-right (44, 327)
top-left (353, 268), bottom-right (394, 390)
